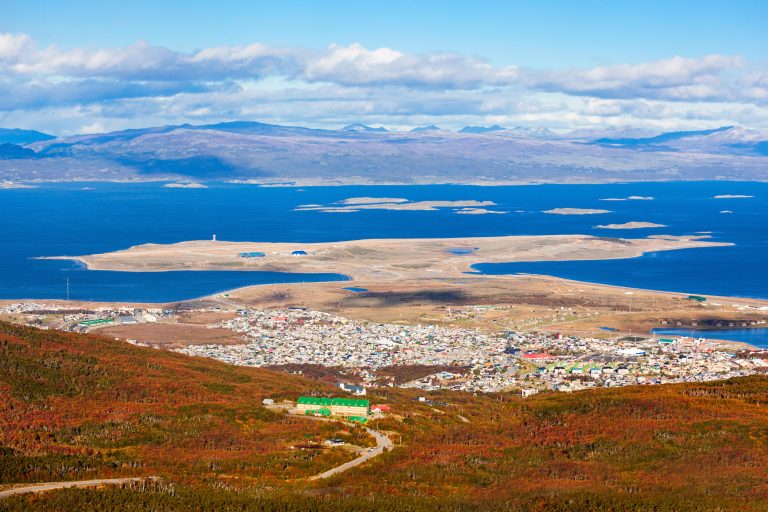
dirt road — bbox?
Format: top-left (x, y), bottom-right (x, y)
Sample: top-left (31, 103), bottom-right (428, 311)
top-left (0, 477), bottom-right (157, 499)
top-left (309, 426), bottom-right (393, 480)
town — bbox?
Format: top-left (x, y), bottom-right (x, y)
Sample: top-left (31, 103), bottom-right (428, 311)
top-left (176, 307), bottom-right (768, 394)
top-left (2, 301), bottom-right (766, 396)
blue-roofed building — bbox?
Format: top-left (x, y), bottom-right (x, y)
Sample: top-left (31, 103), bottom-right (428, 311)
top-left (292, 250), bottom-right (308, 256)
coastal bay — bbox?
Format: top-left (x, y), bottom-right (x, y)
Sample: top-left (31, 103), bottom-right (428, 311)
top-left (0, 180), bottom-right (766, 304)
top-left (2, 181), bottom-right (767, 348)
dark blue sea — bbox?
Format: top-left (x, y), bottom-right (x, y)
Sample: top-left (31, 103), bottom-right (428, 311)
top-left (0, 181), bottom-right (766, 304)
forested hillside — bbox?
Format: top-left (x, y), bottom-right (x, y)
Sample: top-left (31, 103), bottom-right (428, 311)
top-left (2, 322), bottom-right (768, 511)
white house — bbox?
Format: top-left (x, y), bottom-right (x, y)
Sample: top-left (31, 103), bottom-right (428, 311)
top-left (339, 382), bottom-right (367, 396)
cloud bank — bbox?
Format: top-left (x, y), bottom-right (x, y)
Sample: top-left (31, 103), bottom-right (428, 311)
top-left (1, 32), bottom-right (767, 134)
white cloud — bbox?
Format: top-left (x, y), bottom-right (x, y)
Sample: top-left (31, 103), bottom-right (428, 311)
top-left (78, 121), bottom-right (106, 134)
top-left (303, 43), bottom-right (517, 89)
top-left (527, 55), bottom-right (759, 103)
top-left (0, 34), bottom-right (513, 89)
top-left (1, 32), bottom-right (767, 133)
top-left (0, 32), bottom-right (34, 61)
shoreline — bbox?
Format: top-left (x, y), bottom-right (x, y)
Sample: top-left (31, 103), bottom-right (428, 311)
top-left (34, 234), bottom-right (740, 302)
top-left (17, 234), bottom-right (768, 351)
top-left (4, 178), bottom-right (768, 187)
top-left (470, 268), bottom-right (768, 302)
top-left (3, 271), bottom-right (765, 350)
top-left (42, 233), bottom-right (731, 271)
top-left (12, 261), bottom-right (768, 307)
top-left (38, 254), bottom-right (768, 302)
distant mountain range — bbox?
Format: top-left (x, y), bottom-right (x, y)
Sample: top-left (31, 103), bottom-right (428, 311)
top-left (0, 143), bottom-right (38, 159)
top-left (459, 125), bottom-right (507, 134)
top-left (0, 128), bottom-right (55, 145)
top-left (1, 121), bottom-right (766, 184)
top-left (592, 126), bottom-right (735, 146)
top-left (410, 125), bottom-right (443, 133)
top-left (342, 123), bottom-right (388, 132)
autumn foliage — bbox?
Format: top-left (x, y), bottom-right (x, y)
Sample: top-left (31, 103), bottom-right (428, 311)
top-left (0, 322), bottom-right (357, 485)
top-left (2, 321), bottom-right (768, 511)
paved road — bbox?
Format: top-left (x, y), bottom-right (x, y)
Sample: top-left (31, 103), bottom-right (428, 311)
top-left (0, 477), bottom-right (157, 500)
top-left (308, 425), bottom-right (393, 480)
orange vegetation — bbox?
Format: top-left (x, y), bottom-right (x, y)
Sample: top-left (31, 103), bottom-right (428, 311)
top-left (2, 322), bottom-right (768, 511)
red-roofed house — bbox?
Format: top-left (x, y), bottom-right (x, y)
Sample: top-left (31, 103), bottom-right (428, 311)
top-left (522, 353), bottom-right (556, 360)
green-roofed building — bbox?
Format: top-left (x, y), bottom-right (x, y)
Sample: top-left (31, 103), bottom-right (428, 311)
top-left (304, 408), bottom-right (331, 417)
top-left (297, 396), bottom-right (333, 407)
top-left (296, 396), bottom-right (370, 417)
top-left (78, 318), bottom-right (114, 326)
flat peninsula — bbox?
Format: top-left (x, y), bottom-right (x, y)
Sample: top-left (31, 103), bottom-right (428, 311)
top-left (49, 234), bottom-right (729, 283)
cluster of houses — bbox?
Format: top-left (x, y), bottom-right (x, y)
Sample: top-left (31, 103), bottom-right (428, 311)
top-left (177, 308), bottom-right (509, 386)
top-left (3, 301), bottom-right (766, 396)
top-left (176, 307), bottom-right (768, 394)
top-left (0, 302), bottom-right (169, 332)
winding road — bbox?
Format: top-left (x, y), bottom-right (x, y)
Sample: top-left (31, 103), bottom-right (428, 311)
top-left (0, 417), bottom-right (392, 498)
top-left (0, 477), bottom-right (157, 500)
top-left (308, 426), bottom-right (393, 480)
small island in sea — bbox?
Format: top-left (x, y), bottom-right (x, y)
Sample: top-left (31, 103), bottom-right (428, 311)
top-left (0, 181), bottom-right (36, 189)
top-left (600, 196), bottom-right (655, 201)
top-left (296, 198), bottom-right (498, 212)
top-left (595, 221), bottom-right (667, 229)
top-left (543, 208), bottom-right (611, 215)
top-left (163, 182), bottom-right (208, 188)
top-left (454, 207), bottom-right (507, 215)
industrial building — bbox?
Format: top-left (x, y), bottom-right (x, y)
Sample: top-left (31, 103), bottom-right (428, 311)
top-left (296, 396), bottom-right (370, 418)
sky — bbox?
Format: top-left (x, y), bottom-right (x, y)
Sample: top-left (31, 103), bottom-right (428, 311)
top-left (0, 0), bottom-right (767, 135)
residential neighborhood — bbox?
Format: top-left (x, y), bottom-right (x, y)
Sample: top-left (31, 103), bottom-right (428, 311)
top-left (2, 301), bottom-right (766, 395)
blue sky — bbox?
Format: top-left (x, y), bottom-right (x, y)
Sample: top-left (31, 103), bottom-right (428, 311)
top-left (3, 0), bottom-right (767, 67)
top-left (0, 0), bottom-right (767, 134)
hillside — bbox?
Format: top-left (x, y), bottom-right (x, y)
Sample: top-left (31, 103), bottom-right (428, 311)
top-left (0, 322), bottom-right (363, 485)
top-left (0, 129), bottom-right (55, 146)
top-left (2, 322), bottom-right (768, 511)
top-left (1, 123), bottom-right (766, 184)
